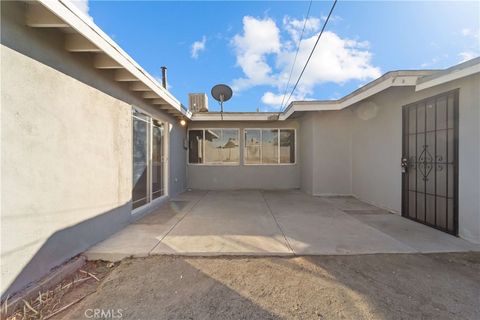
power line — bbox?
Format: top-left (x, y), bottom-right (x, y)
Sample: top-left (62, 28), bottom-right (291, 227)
top-left (282, 0), bottom-right (338, 111)
top-left (279, 0), bottom-right (313, 111)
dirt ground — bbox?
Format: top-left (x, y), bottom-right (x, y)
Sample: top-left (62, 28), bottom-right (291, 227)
top-left (4, 261), bottom-right (117, 320)
top-left (55, 253), bottom-right (479, 320)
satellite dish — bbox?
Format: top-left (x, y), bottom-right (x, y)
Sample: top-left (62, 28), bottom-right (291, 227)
top-left (211, 84), bottom-right (233, 113)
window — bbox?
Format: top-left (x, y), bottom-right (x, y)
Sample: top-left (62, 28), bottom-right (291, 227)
top-left (132, 110), bottom-right (166, 210)
top-left (188, 129), bottom-right (239, 164)
top-left (244, 129), bottom-right (295, 164)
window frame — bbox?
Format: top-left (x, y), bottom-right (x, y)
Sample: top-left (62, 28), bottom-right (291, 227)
top-left (188, 128), bottom-right (241, 166)
top-left (132, 112), bottom-right (150, 209)
top-left (151, 120), bottom-right (165, 200)
top-left (244, 128), bottom-right (297, 166)
top-left (131, 107), bottom-right (169, 215)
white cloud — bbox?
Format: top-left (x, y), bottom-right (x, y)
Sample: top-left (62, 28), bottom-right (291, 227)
top-left (70, 0), bottom-right (92, 20)
top-left (261, 91), bottom-right (305, 109)
top-left (191, 36), bottom-right (207, 59)
top-left (283, 16), bottom-right (321, 44)
top-left (231, 16), bottom-right (281, 91)
top-left (276, 31), bottom-right (380, 94)
top-left (461, 28), bottom-right (471, 36)
top-left (231, 15), bottom-right (381, 107)
top-left (458, 51), bottom-right (479, 63)
top-left (458, 28), bottom-right (480, 63)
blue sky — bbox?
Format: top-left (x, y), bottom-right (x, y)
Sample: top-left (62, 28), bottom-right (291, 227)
top-left (80, 1), bottom-right (479, 112)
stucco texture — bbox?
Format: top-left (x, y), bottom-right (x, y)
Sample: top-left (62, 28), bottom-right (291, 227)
top-left (1, 45), bottom-right (132, 295)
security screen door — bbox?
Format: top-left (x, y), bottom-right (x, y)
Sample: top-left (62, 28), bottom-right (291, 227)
top-left (401, 90), bottom-right (458, 235)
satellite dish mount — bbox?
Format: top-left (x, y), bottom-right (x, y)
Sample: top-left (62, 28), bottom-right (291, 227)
top-left (211, 84), bottom-right (233, 113)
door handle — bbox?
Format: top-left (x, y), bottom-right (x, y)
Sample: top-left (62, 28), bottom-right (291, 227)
top-left (401, 158), bottom-right (408, 173)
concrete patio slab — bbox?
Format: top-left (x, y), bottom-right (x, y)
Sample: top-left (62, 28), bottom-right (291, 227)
top-left (86, 190), bottom-right (479, 261)
top-left (347, 212), bottom-right (480, 253)
top-left (322, 196), bottom-right (383, 211)
top-left (86, 224), bottom-right (168, 261)
top-left (263, 191), bottom-right (416, 254)
top-left (85, 196), bottom-right (200, 261)
top-left (151, 191), bottom-right (292, 255)
top-left (133, 201), bottom-right (190, 225)
top-left (171, 190), bottom-right (209, 202)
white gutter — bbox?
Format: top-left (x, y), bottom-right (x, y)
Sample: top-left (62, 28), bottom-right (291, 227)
top-left (279, 73), bottom-right (429, 121)
top-left (416, 58), bottom-right (480, 91)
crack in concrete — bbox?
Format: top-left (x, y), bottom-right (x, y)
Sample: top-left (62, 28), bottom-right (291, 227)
top-left (148, 191), bottom-right (209, 255)
top-left (260, 191), bottom-right (296, 255)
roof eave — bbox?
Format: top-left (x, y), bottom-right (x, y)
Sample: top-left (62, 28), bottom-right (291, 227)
top-left (32, 0), bottom-right (190, 119)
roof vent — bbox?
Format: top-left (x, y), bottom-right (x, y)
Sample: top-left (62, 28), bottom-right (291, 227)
top-left (188, 93), bottom-right (209, 113)
top-left (160, 66), bottom-right (168, 89)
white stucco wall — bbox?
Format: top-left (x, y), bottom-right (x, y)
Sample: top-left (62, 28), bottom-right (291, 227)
top-left (1, 1), bottom-right (186, 296)
top-left (187, 120), bottom-right (301, 190)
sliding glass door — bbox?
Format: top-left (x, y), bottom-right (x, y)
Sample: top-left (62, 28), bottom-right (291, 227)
top-left (132, 112), bottom-right (149, 209)
top-left (132, 110), bottom-right (166, 210)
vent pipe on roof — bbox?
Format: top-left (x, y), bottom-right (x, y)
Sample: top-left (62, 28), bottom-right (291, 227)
top-left (161, 66), bottom-right (167, 89)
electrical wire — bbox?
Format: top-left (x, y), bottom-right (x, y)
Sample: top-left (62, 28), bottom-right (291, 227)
top-left (279, 0), bottom-right (314, 111)
top-left (282, 0), bottom-right (338, 111)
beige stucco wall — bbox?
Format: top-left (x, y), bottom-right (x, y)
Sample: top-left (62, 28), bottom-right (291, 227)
top-left (300, 110), bottom-right (353, 196)
top-left (1, 44), bottom-right (132, 295)
top-left (1, 1), bottom-right (186, 296)
top-left (299, 115), bottom-right (315, 194)
top-left (187, 120), bottom-right (301, 190)
top-left (312, 110), bottom-right (353, 196)
top-left (299, 74), bottom-right (479, 243)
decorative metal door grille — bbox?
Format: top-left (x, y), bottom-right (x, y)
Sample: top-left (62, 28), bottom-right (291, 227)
top-left (401, 90), bottom-right (459, 235)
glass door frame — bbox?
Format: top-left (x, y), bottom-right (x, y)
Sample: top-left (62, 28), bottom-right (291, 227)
top-left (132, 107), bottom-right (169, 214)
